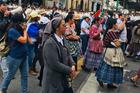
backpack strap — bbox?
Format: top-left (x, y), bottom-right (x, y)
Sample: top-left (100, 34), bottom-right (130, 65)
top-left (0, 33), bottom-right (6, 42)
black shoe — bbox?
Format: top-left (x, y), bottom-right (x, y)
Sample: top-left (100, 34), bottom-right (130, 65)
top-left (37, 76), bottom-right (41, 80)
top-left (81, 65), bottom-right (90, 72)
top-left (39, 82), bottom-right (42, 87)
top-left (12, 77), bottom-right (15, 80)
top-left (38, 77), bottom-right (42, 87)
top-left (97, 79), bottom-right (104, 88)
top-left (107, 84), bottom-right (118, 89)
top-left (94, 68), bottom-right (97, 71)
top-left (81, 65), bottom-right (85, 70)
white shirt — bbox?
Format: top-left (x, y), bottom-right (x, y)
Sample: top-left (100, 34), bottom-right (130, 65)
top-left (39, 16), bottom-right (50, 24)
top-left (54, 34), bottom-right (64, 46)
top-left (80, 20), bottom-right (90, 35)
top-left (117, 19), bottom-right (127, 42)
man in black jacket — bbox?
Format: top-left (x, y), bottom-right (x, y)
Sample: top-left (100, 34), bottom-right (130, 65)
top-left (0, 1), bottom-right (11, 37)
top-left (0, 1), bottom-right (11, 78)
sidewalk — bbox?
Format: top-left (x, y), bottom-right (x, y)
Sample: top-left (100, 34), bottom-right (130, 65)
top-left (78, 60), bottom-right (140, 93)
top-left (79, 72), bottom-right (140, 93)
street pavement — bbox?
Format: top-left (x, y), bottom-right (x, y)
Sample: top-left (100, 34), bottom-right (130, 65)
top-left (0, 58), bottom-right (140, 93)
top-left (0, 58), bottom-right (85, 93)
top-left (78, 59), bottom-right (140, 93)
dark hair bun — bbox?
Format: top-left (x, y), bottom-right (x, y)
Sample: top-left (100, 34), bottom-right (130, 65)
top-left (11, 13), bottom-right (26, 23)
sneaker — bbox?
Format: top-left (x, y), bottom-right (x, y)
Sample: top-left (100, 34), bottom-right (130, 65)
top-left (39, 82), bottom-right (42, 87)
top-left (29, 70), bottom-right (38, 76)
top-left (107, 84), bottom-right (118, 89)
top-left (33, 68), bottom-right (39, 73)
top-left (94, 68), bottom-right (97, 71)
top-left (81, 65), bottom-right (85, 70)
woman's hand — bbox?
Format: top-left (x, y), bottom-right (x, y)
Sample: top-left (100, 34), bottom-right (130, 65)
top-left (70, 66), bottom-right (76, 79)
top-left (4, 10), bottom-right (11, 17)
top-left (113, 39), bottom-right (121, 47)
top-left (66, 35), bottom-right (80, 41)
top-left (17, 23), bottom-right (27, 44)
top-left (73, 36), bottom-right (80, 40)
top-left (21, 23), bottom-right (27, 31)
top-left (72, 65), bottom-right (76, 71)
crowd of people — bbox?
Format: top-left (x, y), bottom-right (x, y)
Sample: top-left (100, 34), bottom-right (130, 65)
top-left (0, 1), bottom-right (140, 93)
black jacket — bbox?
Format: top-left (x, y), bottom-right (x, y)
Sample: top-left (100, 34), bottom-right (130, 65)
top-left (0, 11), bottom-right (10, 39)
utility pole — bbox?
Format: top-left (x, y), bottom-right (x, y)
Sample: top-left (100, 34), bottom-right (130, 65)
top-left (80, 0), bottom-right (83, 11)
top-left (123, 0), bottom-right (126, 8)
top-left (116, 0), bottom-right (119, 11)
top-left (19, 0), bottom-right (21, 5)
top-left (71, 0), bottom-right (73, 9)
top-left (88, 0), bottom-right (89, 11)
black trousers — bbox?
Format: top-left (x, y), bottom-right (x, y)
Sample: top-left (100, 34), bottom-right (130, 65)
top-left (63, 87), bottom-right (74, 93)
top-left (37, 47), bottom-right (44, 86)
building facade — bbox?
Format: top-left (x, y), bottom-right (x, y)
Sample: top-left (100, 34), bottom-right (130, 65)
top-left (44, 0), bottom-right (102, 11)
top-left (4, 0), bottom-right (103, 11)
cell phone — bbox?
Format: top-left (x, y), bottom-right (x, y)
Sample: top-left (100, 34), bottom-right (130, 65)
top-left (111, 42), bottom-right (116, 47)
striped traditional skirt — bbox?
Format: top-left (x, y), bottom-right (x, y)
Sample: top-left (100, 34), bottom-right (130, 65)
top-left (95, 61), bottom-right (123, 84)
top-left (84, 50), bottom-right (102, 69)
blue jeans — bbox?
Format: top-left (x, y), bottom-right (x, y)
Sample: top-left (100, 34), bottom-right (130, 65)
top-left (0, 57), bottom-right (8, 78)
top-left (27, 43), bottom-right (35, 68)
top-left (80, 35), bottom-right (89, 55)
top-left (0, 56), bottom-right (28, 93)
top-left (121, 42), bottom-right (126, 53)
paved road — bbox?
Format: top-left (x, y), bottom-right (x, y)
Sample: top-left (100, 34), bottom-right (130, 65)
top-left (0, 58), bottom-right (85, 93)
top-left (78, 59), bottom-right (140, 93)
top-left (0, 58), bottom-right (140, 93)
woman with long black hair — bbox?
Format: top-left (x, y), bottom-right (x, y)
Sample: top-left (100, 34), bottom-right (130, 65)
top-left (64, 14), bottom-right (81, 71)
top-left (0, 13), bottom-right (28, 93)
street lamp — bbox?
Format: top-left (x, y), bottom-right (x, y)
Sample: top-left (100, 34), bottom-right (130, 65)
top-left (88, 0), bottom-right (89, 11)
top-left (80, 0), bottom-right (83, 11)
top-left (71, 0), bottom-right (73, 9)
top-left (116, 0), bottom-right (119, 11)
